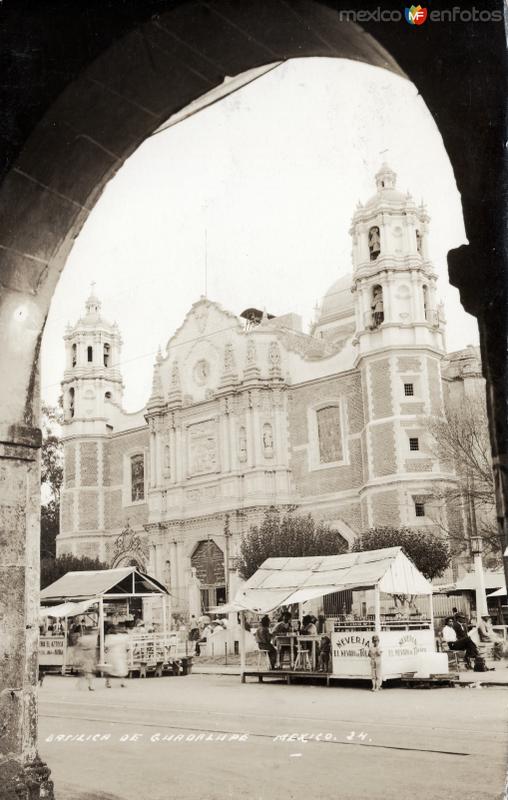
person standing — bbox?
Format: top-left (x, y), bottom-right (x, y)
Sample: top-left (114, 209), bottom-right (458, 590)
top-left (368, 635), bottom-right (383, 691)
top-left (104, 625), bottom-right (130, 688)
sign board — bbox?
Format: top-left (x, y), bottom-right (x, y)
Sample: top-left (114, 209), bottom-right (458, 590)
top-left (39, 636), bottom-right (65, 665)
top-left (331, 628), bottom-right (436, 679)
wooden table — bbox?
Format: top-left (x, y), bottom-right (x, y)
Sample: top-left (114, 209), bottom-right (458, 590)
top-left (274, 634), bottom-right (297, 669)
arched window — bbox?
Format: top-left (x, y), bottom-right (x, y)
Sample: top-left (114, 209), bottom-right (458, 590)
top-left (87, 345), bottom-right (93, 363)
top-left (371, 285), bottom-right (384, 328)
top-left (103, 342), bottom-right (110, 367)
top-left (68, 387), bottom-right (75, 419)
top-left (368, 226), bottom-right (381, 261)
top-left (416, 229), bottom-right (422, 254)
top-left (105, 391), bottom-right (112, 400)
top-left (316, 405), bottom-right (342, 464)
top-left (130, 454), bottom-right (145, 502)
top-left (71, 343), bottom-right (77, 367)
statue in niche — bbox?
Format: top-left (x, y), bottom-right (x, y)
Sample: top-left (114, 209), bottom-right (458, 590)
top-left (269, 341), bottom-right (280, 366)
top-left (368, 226), bottom-right (381, 261)
top-left (238, 426), bottom-right (247, 463)
top-left (262, 422), bottom-right (274, 457)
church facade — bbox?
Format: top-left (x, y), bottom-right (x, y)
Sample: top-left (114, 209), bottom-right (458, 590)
top-left (56, 165), bottom-right (483, 616)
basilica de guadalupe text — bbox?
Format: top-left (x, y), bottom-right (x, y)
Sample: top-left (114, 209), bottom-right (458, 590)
top-left (57, 165), bottom-right (484, 616)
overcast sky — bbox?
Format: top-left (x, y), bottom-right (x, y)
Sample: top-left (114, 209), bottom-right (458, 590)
top-left (41, 57), bottom-right (477, 412)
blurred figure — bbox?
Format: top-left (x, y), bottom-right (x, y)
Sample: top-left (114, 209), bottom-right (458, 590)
top-left (255, 615), bottom-right (277, 669)
top-left (368, 635), bottom-right (383, 691)
top-left (75, 627), bottom-right (98, 692)
top-left (478, 615), bottom-right (505, 660)
top-left (104, 625), bottom-right (130, 688)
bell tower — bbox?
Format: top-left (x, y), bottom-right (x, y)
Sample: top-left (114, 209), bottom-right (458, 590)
top-left (351, 165), bottom-right (448, 533)
top-left (351, 163), bottom-right (444, 353)
top-left (61, 284), bottom-right (124, 433)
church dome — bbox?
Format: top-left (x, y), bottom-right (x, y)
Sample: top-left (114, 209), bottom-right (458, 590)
top-left (318, 273), bottom-right (354, 323)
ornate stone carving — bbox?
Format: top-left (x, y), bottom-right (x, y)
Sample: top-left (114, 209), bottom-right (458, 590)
top-left (194, 303), bottom-right (208, 334)
top-left (224, 343), bottom-right (235, 372)
top-left (268, 341), bottom-right (280, 366)
top-left (111, 522), bottom-right (149, 569)
top-left (246, 338), bottom-right (256, 365)
top-left (193, 359), bottom-right (210, 386)
top-left (188, 419), bottom-right (217, 475)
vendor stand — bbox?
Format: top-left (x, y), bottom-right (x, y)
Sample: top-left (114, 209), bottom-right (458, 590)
top-left (39, 567), bottom-right (191, 676)
top-left (226, 547), bottom-right (447, 683)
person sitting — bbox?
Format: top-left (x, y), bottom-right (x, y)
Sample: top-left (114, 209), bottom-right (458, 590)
top-left (255, 615), bottom-right (277, 669)
top-left (441, 617), bottom-right (478, 667)
top-left (478, 615), bottom-right (505, 660)
top-left (301, 615), bottom-right (318, 636)
top-left (318, 635), bottom-right (331, 672)
top-left (271, 612), bottom-right (292, 638)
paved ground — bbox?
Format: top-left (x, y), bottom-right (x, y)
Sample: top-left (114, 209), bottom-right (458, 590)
top-left (39, 674), bottom-right (507, 800)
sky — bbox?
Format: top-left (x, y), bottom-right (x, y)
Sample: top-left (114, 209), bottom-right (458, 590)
top-left (41, 57), bottom-right (477, 412)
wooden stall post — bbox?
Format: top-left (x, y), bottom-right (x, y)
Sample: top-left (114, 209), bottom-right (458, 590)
top-left (161, 595), bottom-right (167, 636)
top-left (239, 611), bottom-right (246, 681)
top-left (374, 584), bottom-right (381, 632)
top-left (98, 597), bottom-right (105, 671)
top-left (62, 616), bottom-right (68, 675)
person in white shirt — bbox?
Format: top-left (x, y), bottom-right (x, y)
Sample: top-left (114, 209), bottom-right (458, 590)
top-left (441, 617), bottom-right (478, 666)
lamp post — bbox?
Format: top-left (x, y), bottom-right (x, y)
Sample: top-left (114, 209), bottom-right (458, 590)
top-left (470, 534), bottom-right (488, 618)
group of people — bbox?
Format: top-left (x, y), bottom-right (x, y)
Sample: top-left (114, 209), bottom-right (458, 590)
top-left (254, 612), bottom-right (332, 672)
top-left (72, 621), bottom-right (131, 691)
top-left (188, 614), bottom-right (229, 656)
top-left (441, 609), bottom-right (506, 668)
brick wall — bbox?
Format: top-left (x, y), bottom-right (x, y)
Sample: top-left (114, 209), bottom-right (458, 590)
top-left (104, 487), bottom-right (148, 530)
top-left (370, 490), bottom-right (401, 527)
top-left (369, 359), bottom-right (392, 419)
top-left (64, 443), bottom-right (75, 487)
top-left (397, 356), bottom-right (422, 373)
top-left (80, 441), bottom-right (98, 486)
top-left (60, 492), bottom-right (74, 533)
top-left (427, 358), bottom-right (442, 416)
top-left (78, 490), bottom-right (98, 530)
top-left (288, 372), bottom-right (364, 497)
top-left (370, 423), bottom-right (397, 477)
top-left (107, 429), bottom-right (149, 485)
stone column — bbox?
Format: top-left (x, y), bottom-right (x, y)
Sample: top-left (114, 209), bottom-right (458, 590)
top-left (0, 423), bottom-right (54, 799)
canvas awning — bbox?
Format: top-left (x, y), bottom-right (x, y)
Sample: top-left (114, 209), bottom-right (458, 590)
top-left (40, 567), bottom-right (170, 602)
top-left (454, 570), bottom-right (505, 592)
top-left (39, 598), bottom-right (100, 618)
top-left (488, 586), bottom-right (507, 598)
top-left (225, 547), bottom-right (432, 615)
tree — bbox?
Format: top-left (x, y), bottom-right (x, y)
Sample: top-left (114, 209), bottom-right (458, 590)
top-left (40, 401), bottom-right (63, 559)
top-left (238, 507), bottom-right (348, 581)
top-left (425, 388), bottom-right (501, 568)
top-left (352, 526), bottom-right (450, 581)
top-left (41, 553), bottom-right (109, 590)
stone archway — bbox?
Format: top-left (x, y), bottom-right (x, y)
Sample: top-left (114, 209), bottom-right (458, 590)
top-left (0, 2), bottom-right (506, 796)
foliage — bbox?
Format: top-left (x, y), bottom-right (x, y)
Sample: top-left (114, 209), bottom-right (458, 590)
top-left (41, 553), bottom-right (109, 589)
top-left (425, 387), bottom-right (501, 567)
top-left (238, 507), bottom-right (348, 581)
top-left (352, 526), bottom-right (450, 581)
top-left (40, 401), bottom-right (63, 558)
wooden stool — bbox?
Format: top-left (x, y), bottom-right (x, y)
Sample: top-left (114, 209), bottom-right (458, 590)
top-left (256, 649), bottom-right (272, 670)
top-left (294, 647), bottom-right (312, 671)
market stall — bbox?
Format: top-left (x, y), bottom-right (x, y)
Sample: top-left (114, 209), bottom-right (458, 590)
top-left (226, 547), bottom-right (447, 683)
top-left (39, 567), bottom-right (191, 676)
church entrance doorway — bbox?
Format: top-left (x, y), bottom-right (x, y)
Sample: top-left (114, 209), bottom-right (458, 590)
top-left (191, 540), bottom-right (226, 613)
